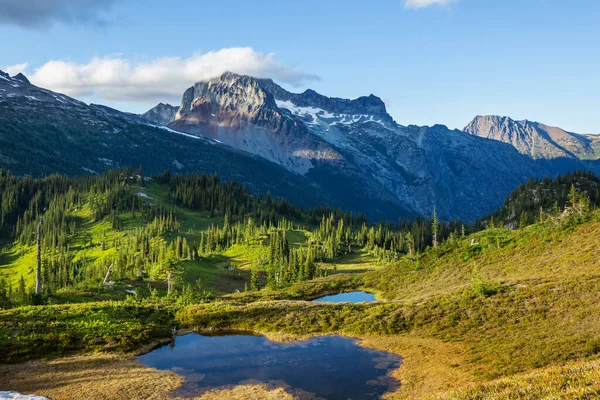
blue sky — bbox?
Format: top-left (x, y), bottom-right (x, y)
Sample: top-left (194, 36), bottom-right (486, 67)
top-left (1, 0), bottom-right (599, 133)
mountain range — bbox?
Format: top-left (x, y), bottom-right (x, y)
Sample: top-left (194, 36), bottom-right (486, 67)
top-left (1, 68), bottom-right (599, 221)
top-left (464, 115), bottom-right (600, 160)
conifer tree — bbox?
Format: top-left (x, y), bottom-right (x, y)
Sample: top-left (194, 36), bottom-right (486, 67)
top-left (250, 266), bottom-right (260, 291)
top-left (432, 208), bottom-right (439, 248)
top-left (35, 214), bottom-right (42, 294)
top-left (139, 165), bottom-right (146, 188)
top-left (519, 211), bottom-right (528, 229)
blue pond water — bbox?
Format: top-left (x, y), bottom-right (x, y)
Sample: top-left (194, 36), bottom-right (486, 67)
top-left (313, 291), bottom-right (376, 303)
top-left (138, 333), bottom-right (401, 399)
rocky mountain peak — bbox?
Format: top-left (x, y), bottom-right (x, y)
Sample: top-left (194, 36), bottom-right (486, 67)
top-left (464, 115), bottom-right (598, 160)
top-left (261, 82), bottom-right (391, 121)
top-left (13, 73), bottom-right (30, 84)
top-left (175, 72), bottom-right (275, 121)
top-left (141, 102), bottom-right (179, 126)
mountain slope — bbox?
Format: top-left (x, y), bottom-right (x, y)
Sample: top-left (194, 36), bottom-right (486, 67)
top-left (464, 115), bottom-right (599, 160)
top-left (0, 69), bottom-right (341, 210)
top-left (141, 103), bottom-right (178, 126)
top-left (146, 72), bottom-right (600, 220)
top-left (157, 72), bottom-right (414, 219)
top-left (3, 68), bottom-right (600, 221)
top-left (483, 170), bottom-right (600, 228)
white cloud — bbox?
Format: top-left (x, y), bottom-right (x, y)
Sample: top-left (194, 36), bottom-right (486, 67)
top-left (404, 0), bottom-right (458, 9)
top-left (26, 48), bottom-right (318, 106)
top-left (4, 63), bottom-right (29, 76)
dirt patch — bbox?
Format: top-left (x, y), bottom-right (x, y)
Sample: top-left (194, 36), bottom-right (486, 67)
top-left (0, 354), bottom-right (181, 400)
top-left (358, 334), bottom-right (475, 399)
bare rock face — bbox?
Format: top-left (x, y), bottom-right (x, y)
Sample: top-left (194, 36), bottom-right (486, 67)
top-left (167, 72), bottom-right (347, 176)
top-left (141, 103), bottom-right (178, 126)
top-left (464, 115), bottom-right (599, 160)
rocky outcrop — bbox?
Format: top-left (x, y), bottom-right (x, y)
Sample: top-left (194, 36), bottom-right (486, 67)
top-left (141, 103), bottom-right (178, 126)
top-left (464, 115), bottom-right (598, 160)
top-left (166, 72), bottom-right (347, 175)
top-left (257, 78), bottom-right (394, 125)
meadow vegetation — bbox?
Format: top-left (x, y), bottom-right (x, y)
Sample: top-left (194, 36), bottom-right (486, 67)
top-left (2, 169), bottom-right (600, 399)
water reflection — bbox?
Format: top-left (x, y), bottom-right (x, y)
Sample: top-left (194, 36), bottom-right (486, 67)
top-left (138, 333), bottom-right (401, 399)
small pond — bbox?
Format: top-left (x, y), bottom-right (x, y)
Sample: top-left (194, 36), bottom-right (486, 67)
top-left (313, 291), bottom-right (376, 303)
top-left (138, 332), bottom-right (401, 399)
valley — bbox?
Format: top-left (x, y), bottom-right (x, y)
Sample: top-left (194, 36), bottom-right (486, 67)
top-left (2, 70), bottom-right (600, 398)
top-left (1, 168), bottom-right (600, 399)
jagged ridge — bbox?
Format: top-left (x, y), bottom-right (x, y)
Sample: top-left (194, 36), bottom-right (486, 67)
top-left (464, 115), bottom-right (600, 160)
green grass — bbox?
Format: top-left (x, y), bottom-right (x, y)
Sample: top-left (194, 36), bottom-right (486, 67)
top-left (138, 183), bottom-right (223, 234)
top-left (285, 230), bottom-right (308, 247)
top-left (173, 213), bottom-right (600, 396)
top-left (8, 184), bottom-right (600, 398)
top-left (432, 357), bottom-right (600, 399)
top-left (222, 242), bottom-right (269, 268)
top-left (0, 243), bottom-right (36, 287)
top-left (0, 301), bottom-right (174, 362)
top-left (178, 256), bottom-right (248, 294)
top-left (319, 249), bottom-right (381, 274)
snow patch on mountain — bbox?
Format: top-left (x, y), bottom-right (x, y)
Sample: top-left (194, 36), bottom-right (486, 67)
top-left (276, 99), bottom-right (388, 129)
top-left (150, 124), bottom-right (202, 140)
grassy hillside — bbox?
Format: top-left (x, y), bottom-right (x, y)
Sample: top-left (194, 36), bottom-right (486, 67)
top-left (174, 209), bottom-right (600, 398)
top-left (3, 169), bottom-right (600, 399)
top-left (0, 170), bottom-right (393, 309)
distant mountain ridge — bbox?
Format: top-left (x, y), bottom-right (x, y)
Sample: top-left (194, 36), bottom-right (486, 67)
top-left (464, 115), bottom-right (600, 160)
top-left (2, 67), bottom-right (600, 221)
top-left (141, 103), bottom-right (178, 126)
top-left (0, 69), bottom-right (346, 213)
top-left (142, 72), bottom-right (600, 221)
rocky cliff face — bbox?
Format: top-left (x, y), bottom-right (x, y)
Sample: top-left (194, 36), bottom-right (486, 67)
top-left (157, 73), bottom-right (408, 217)
top-left (141, 103), bottom-right (178, 126)
top-left (464, 115), bottom-right (598, 160)
top-left (164, 72), bottom-right (346, 176)
top-left (262, 83), bottom-right (545, 219)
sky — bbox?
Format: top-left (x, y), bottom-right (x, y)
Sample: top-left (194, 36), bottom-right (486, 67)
top-left (1, 0), bottom-right (599, 133)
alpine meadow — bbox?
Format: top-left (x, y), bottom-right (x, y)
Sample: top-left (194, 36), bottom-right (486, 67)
top-left (1, 1), bottom-right (600, 399)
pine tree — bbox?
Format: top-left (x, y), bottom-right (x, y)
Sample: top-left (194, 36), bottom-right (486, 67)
top-left (568, 184), bottom-right (578, 208)
top-left (405, 232), bottom-right (414, 255)
top-left (431, 208), bottom-right (439, 248)
top-left (250, 266), bottom-right (260, 291)
top-left (519, 211), bottom-right (528, 229)
top-left (139, 165), bottom-right (146, 188)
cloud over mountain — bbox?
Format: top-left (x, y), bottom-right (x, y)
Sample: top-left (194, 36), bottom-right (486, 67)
top-left (22, 48), bottom-right (318, 106)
